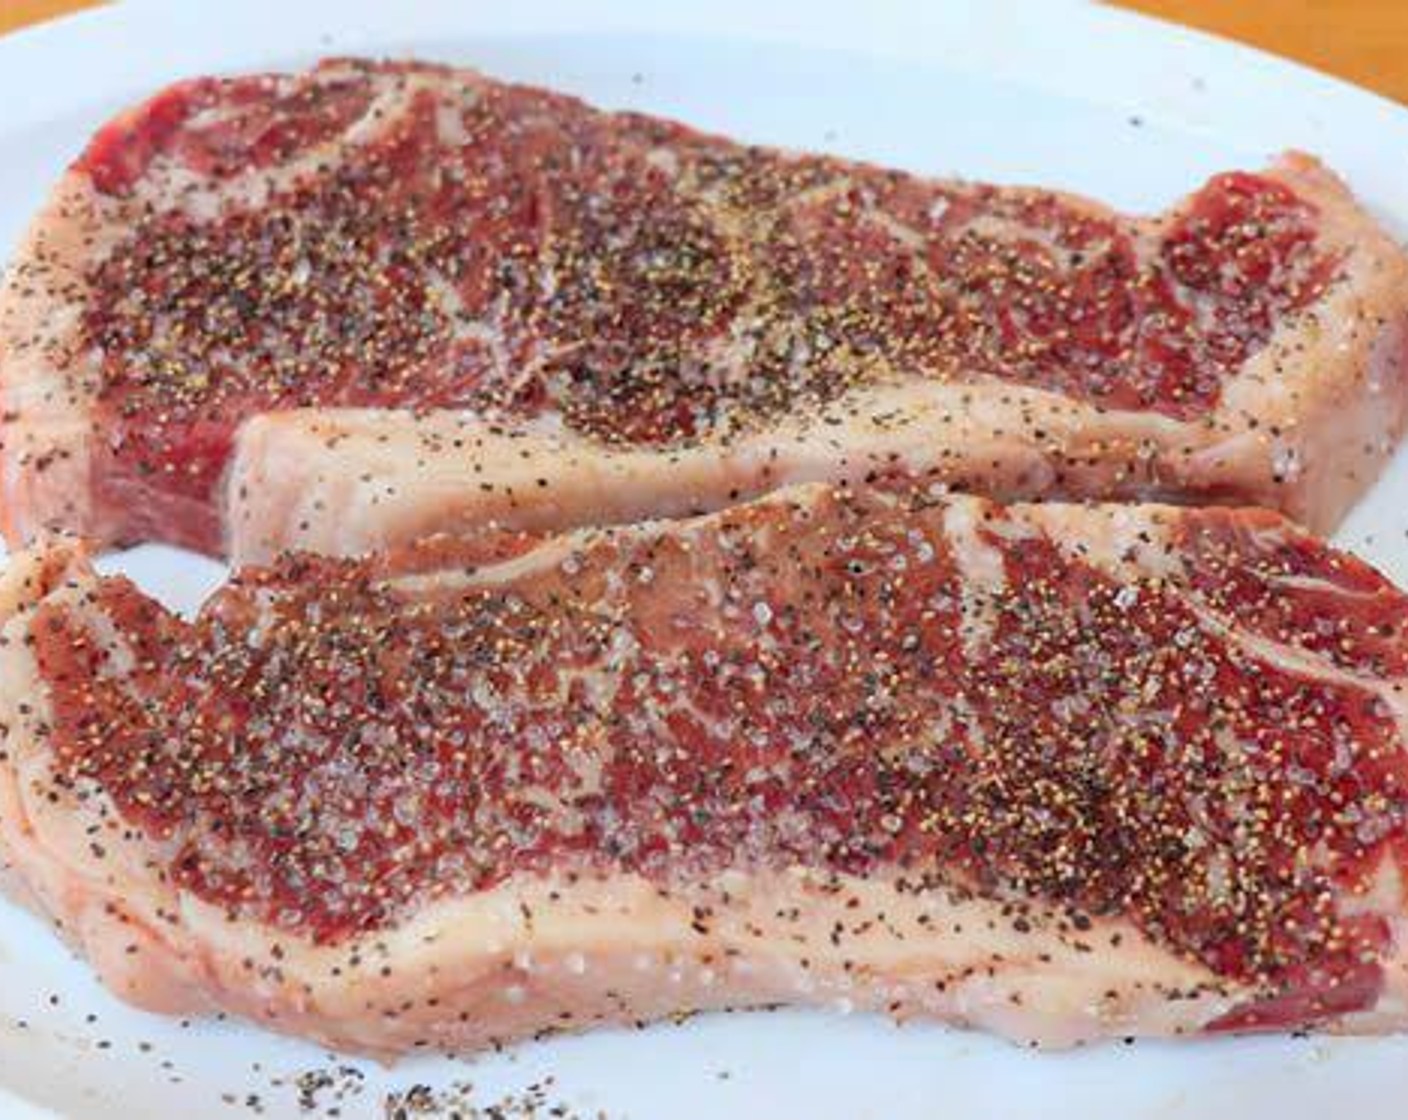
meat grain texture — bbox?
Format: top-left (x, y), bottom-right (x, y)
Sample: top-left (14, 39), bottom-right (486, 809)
top-left (2, 486), bottom-right (1408, 1057)
top-left (1, 59), bottom-right (1406, 561)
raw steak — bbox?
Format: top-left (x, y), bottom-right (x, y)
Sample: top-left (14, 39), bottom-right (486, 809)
top-left (1, 59), bottom-right (1406, 561)
top-left (3, 484), bottom-right (1408, 1057)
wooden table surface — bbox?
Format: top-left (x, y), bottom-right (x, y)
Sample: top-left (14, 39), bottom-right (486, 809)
top-left (2, 0), bottom-right (1407, 104)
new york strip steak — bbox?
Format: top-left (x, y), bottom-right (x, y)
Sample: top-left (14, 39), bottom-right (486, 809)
top-left (2, 485), bottom-right (1408, 1057)
top-left (2, 59), bottom-right (1406, 561)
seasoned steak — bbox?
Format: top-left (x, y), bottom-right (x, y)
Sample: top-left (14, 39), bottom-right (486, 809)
top-left (1, 60), bottom-right (1405, 558)
top-left (2, 486), bottom-right (1407, 1055)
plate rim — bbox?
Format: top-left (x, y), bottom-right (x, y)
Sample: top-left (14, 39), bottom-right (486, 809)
top-left (4, 1), bottom-right (1407, 216)
top-left (2, 0), bottom-right (1407, 125)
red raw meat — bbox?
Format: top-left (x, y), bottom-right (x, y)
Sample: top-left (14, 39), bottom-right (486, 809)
top-left (1, 60), bottom-right (1404, 559)
top-left (2, 485), bottom-right (1407, 1056)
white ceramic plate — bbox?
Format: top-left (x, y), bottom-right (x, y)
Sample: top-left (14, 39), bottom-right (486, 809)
top-left (3, 2), bottom-right (1408, 1117)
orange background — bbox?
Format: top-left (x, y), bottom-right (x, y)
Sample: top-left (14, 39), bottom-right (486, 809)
top-left (2, 1), bottom-right (1407, 104)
